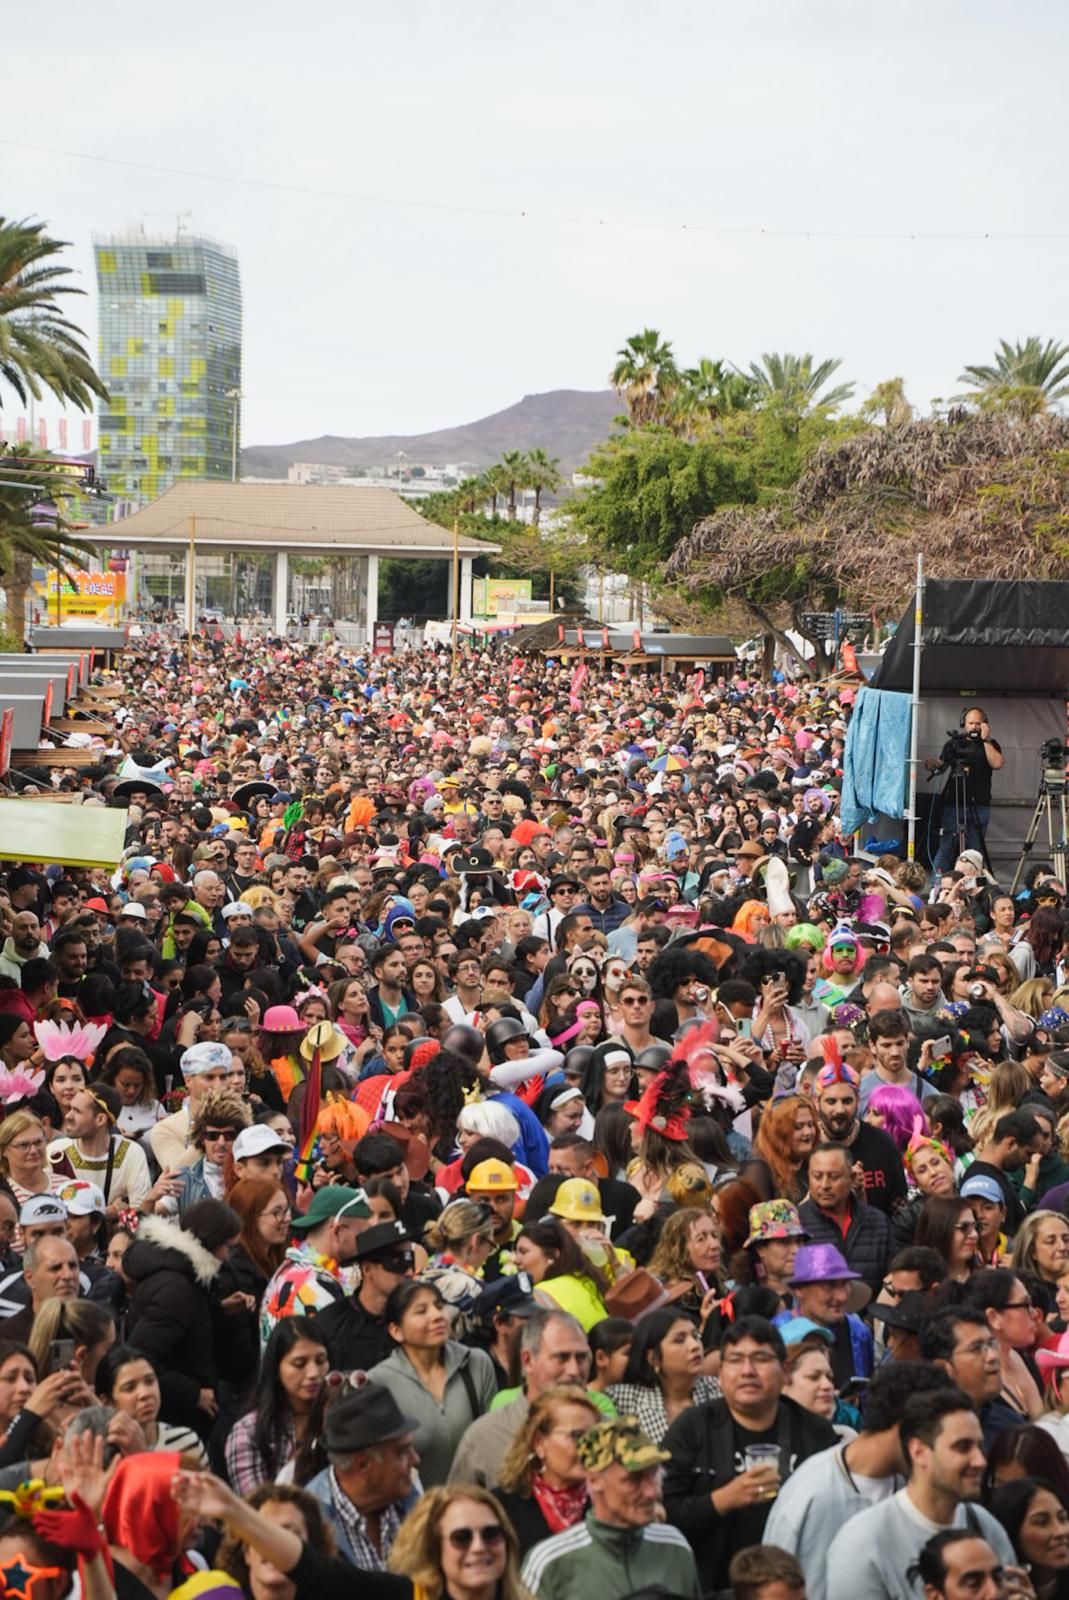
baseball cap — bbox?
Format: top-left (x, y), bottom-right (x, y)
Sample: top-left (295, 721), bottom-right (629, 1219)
top-left (56, 1180), bottom-right (107, 1217)
top-left (959, 1173), bottom-right (1006, 1207)
top-left (466, 1158), bottom-right (519, 1193)
top-left (19, 1194), bottom-right (68, 1228)
top-left (472, 1272), bottom-right (537, 1321)
top-left (233, 1125), bottom-right (290, 1163)
top-left (289, 1186), bottom-right (371, 1231)
top-left (577, 1416), bottom-right (670, 1474)
top-left (180, 1042), bottom-right (233, 1078)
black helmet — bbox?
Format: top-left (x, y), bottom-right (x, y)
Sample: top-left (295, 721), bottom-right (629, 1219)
top-left (563, 1045), bottom-right (595, 1079)
top-left (485, 1016), bottom-right (529, 1065)
top-left (441, 1024), bottom-right (484, 1067)
top-left (634, 1043), bottom-right (672, 1074)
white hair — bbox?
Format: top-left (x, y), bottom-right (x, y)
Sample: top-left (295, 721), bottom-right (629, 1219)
top-left (457, 1100), bottom-right (520, 1148)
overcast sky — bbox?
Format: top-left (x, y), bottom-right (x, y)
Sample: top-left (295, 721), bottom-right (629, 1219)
top-left (5, 0), bottom-right (1067, 448)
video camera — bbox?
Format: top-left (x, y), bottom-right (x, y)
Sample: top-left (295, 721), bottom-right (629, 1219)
top-left (1042, 738), bottom-right (1068, 789)
top-left (945, 729), bottom-right (981, 765)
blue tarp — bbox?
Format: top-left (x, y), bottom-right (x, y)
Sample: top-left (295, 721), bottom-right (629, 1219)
top-left (841, 686), bottom-right (912, 837)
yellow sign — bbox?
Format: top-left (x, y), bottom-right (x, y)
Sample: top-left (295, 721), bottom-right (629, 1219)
top-left (472, 578), bottom-right (533, 617)
top-left (33, 570), bottom-right (126, 621)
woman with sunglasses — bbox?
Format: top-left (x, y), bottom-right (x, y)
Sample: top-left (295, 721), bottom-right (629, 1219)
top-left (967, 1268), bottom-right (1045, 1422)
top-left (175, 1094), bottom-right (251, 1208)
top-left (368, 1280), bottom-right (497, 1486)
top-left (538, 975), bottom-right (583, 1035)
top-left (392, 1486), bottom-right (525, 1600)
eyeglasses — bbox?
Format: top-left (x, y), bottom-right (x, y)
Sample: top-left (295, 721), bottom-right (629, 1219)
top-left (264, 1207), bottom-right (292, 1222)
top-left (444, 1525), bottom-right (505, 1551)
top-left (881, 1281), bottom-right (903, 1298)
top-left (721, 1351), bottom-right (780, 1369)
top-left (954, 1222), bottom-right (980, 1235)
top-left (958, 1337), bottom-right (999, 1356)
top-left (203, 1127), bottom-right (238, 1142)
top-left (9, 1139), bottom-right (45, 1153)
top-left (1002, 1299), bottom-right (1033, 1310)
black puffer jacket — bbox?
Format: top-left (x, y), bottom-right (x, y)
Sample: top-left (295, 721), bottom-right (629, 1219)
top-left (797, 1194), bottom-right (894, 1292)
top-left (125, 1216), bottom-right (222, 1431)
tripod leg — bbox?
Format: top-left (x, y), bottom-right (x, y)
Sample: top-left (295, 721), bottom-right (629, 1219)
top-left (1057, 791), bottom-right (1069, 887)
top-left (1012, 794), bottom-right (1048, 895)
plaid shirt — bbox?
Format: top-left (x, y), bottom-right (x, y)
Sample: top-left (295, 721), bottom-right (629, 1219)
top-left (328, 1469), bottom-right (408, 1570)
top-left (606, 1376), bottom-right (721, 1444)
top-left (225, 1412), bottom-right (295, 1497)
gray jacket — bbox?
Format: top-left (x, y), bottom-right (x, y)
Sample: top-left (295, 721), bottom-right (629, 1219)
top-left (367, 1340), bottom-right (497, 1487)
top-left (449, 1393), bottom-right (529, 1487)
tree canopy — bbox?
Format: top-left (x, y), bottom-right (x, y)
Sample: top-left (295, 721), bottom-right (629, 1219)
top-left (666, 410), bottom-right (1069, 656)
top-left (0, 218), bottom-right (109, 412)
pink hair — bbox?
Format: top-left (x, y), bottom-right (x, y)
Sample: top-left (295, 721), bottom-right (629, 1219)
top-left (820, 933), bottom-right (864, 977)
top-left (868, 1083), bottom-right (928, 1153)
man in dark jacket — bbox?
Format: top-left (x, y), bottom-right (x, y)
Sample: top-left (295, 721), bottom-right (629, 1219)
top-left (663, 1316), bottom-right (837, 1596)
top-left (797, 1142), bottom-right (893, 1293)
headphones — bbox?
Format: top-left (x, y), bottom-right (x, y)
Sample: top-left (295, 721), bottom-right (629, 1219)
top-left (959, 706), bottom-right (984, 728)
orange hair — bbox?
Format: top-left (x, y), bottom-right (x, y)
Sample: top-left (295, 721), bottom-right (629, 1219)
top-left (753, 1095), bottom-right (817, 1200)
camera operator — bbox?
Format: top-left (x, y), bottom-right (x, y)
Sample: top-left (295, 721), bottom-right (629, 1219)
top-left (924, 707), bottom-right (1004, 872)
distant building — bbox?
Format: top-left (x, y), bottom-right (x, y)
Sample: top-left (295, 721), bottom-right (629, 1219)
top-left (94, 229), bottom-right (241, 509)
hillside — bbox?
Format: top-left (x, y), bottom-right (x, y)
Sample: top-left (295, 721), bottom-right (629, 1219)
top-left (241, 388), bottom-right (621, 478)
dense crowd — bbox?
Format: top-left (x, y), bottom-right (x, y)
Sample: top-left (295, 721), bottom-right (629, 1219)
top-left (0, 627), bottom-right (1067, 1600)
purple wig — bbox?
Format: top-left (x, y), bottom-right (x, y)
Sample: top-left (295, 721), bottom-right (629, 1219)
top-left (867, 1083), bottom-right (928, 1153)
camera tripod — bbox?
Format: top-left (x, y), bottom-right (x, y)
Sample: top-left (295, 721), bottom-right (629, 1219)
top-left (934, 759), bottom-right (992, 873)
top-left (1011, 778), bottom-right (1069, 894)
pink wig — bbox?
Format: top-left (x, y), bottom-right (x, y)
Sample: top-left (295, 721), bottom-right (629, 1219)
top-left (867, 1083), bottom-right (928, 1153)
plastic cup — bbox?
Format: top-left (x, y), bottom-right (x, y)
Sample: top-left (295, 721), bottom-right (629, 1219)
top-left (744, 1444), bottom-right (782, 1484)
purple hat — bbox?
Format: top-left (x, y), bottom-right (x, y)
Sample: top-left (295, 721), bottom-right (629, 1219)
top-left (788, 1242), bottom-right (860, 1287)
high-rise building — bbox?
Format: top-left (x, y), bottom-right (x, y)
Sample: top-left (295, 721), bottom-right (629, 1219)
top-left (94, 229), bottom-right (241, 509)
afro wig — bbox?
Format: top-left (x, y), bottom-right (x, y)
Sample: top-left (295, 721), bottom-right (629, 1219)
top-left (739, 946), bottom-right (808, 1008)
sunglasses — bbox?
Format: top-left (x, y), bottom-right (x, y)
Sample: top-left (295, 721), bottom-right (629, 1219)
top-left (445, 1525), bottom-right (506, 1551)
top-left (203, 1127), bottom-right (238, 1142)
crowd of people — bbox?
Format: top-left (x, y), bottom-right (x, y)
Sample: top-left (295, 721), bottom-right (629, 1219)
top-left (1, 625), bottom-right (1068, 1600)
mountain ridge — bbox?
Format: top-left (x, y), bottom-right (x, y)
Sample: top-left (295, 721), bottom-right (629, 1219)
top-left (241, 388), bottom-right (621, 478)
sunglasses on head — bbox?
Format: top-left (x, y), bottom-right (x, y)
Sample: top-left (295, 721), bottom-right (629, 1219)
top-left (445, 1525), bottom-right (506, 1551)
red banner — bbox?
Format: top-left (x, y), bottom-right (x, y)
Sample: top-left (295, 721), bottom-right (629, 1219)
top-left (576, 625), bottom-right (585, 648)
top-left (601, 626), bottom-right (610, 650)
top-left (632, 626), bottom-right (641, 650)
top-left (0, 709), bottom-right (11, 777)
top-left (38, 420), bottom-right (47, 448)
top-left (16, 418), bottom-right (26, 443)
top-left (83, 419), bottom-right (92, 451)
top-left (568, 660), bottom-right (588, 709)
top-left (58, 419), bottom-right (68, 450)
top-left (557, 623), bottom-right (565, 644)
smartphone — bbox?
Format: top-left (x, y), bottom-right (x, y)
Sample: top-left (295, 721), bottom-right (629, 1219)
top-left (840, 1376), bottom-right (869, 1398)
top-left (49, 1338), bottom-right (76, 1374)
top-left (930, 1035), bottom-right (952, 1059)
top-left (738, 1018), bottom-right (753, 1039)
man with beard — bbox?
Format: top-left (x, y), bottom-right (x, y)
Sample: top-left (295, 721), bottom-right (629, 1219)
top-left (813, 1058), bottom-right (907, 1217)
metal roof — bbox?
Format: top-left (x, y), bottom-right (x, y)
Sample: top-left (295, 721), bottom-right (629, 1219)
top-left (80, 481), bottom-right (498, 558)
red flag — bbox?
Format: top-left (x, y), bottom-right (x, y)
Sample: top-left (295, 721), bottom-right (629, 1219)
top-left (569, 660), bottom-right (588, 709)
top-left (576, 625), bottom-right (585, 648)
top-left (601, 626), bottom-right (610, 650)
top-left (58, 419), bottom-right (68, 450)
top-left (557, 623), bottom-right (565, 644)
top-left (83, 419), bottom-right (92, 451)
top-left (632, 626), bottom-right (641, 650)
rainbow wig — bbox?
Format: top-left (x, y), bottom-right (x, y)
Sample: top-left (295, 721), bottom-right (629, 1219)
top-left (820, 927), bottom-right (864, 977)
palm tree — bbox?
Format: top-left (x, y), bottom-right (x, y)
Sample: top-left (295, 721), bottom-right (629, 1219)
top-left (0, 218), bottom-right (108, 411)
top-left (680, 358), bottom-right (757, 426)
top-left (957, 337), bottom-right (1069, 417)
top-left (747, 352), bottom-right (855, 418)
top-left (482, 464), bottom-right (511, 518)
top-left (500, 449), bottom-right (529, 521)
top-left (525, 449), bottom-right (562, 525)
top-left (455, 476), bottom-right (485, 516)
top-left (0, 446), bottom-right (94, 641)
top-left (610, 328), bottom-right (680, 427)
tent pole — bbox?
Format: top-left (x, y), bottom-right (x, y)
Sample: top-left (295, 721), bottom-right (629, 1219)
top-left (906, 552), bottom-right (924, 860)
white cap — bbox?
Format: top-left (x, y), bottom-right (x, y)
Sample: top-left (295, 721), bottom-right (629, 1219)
top-left (233, 1124), bottom-right (289, 1162)
top-left (19, 1194), bottom-right (67, 1227)
top-left (222, 902), bottom-right (254, 921)
top-left (119, 902), bottom-right (147, 920)
top-left (180, 1041), bottom-right (233, 1078)
top-left (57, 1180), bottom-right (107, 1216)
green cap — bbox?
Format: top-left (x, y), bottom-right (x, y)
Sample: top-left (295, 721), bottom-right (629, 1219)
top-left (289, 1185), bottom-right (371, 1231)
top-left (576, 1415), bottom-right (671, 1474)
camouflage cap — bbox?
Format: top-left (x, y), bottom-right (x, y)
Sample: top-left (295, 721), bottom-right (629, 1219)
top-left (576, 1415), bottom-right (671, 1474)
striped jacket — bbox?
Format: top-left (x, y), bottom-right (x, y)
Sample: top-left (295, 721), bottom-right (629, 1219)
top-left (521, 1512), bottom-right (700, 1600)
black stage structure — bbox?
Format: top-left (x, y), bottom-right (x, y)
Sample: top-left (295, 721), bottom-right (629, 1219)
top-left (869, 580), bottom-right (1069, 875)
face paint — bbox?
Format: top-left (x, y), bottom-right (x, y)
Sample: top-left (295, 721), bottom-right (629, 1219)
top-left (0, 1553), bottom-right (63, 1600)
